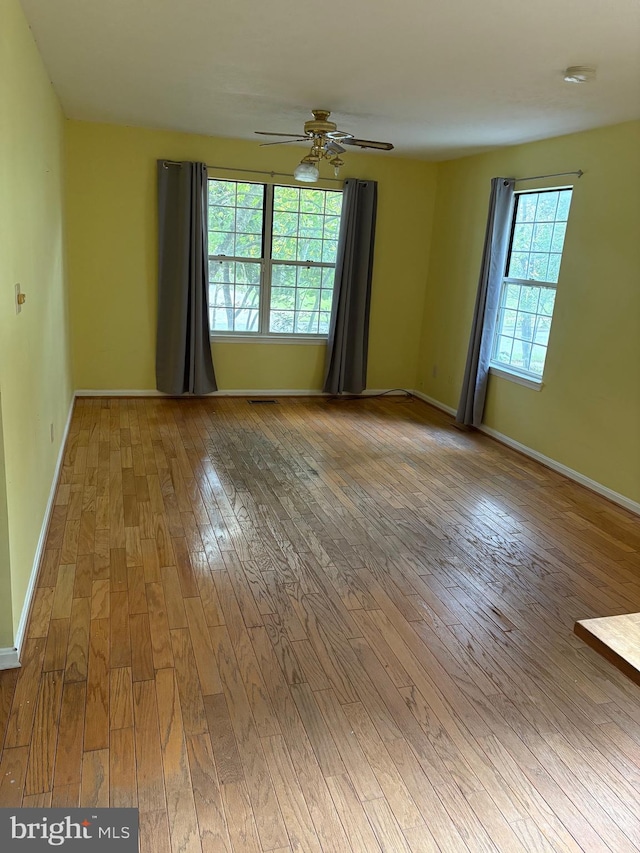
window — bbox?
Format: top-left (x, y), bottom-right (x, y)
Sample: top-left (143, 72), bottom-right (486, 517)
top-left (491, 188), bottom-right (573, 379)
top-left (207, 179), bottom-right (343, 337)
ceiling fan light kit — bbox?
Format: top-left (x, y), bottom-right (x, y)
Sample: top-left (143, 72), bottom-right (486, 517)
top-left (256, 109), bottom-right (394, 183)
top-left (293, 157), bottom-right (320, 183)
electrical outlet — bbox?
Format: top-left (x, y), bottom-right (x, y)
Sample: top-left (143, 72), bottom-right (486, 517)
top-left (432, 364), bottom-right (438, 378)
top-left (15, 284), bottom-right (22, 315)
top-left (50, 423), bottom-right (54, 443)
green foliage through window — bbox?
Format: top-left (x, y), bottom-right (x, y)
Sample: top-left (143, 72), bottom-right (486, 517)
top-left (208, 180), bottom-right (342, 335)
top-left (492, 188), bottom-right (572, 378)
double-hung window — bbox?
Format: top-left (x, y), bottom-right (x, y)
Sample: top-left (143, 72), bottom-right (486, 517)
top-left (207, 179), bottom-right (343, 338)
top-left (491, 188), bottom-right (573, 380)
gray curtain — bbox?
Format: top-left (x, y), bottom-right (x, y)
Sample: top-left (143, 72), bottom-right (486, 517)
top-left (323, 179), bottom-right (377, 394)
top-left (456, 178), bottom-right (514, 426)
top-left (156, 161), bottom-right (217, 395)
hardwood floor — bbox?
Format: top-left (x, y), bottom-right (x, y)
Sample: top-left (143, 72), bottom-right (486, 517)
top-left (1, 395), bottom-right (639, 852)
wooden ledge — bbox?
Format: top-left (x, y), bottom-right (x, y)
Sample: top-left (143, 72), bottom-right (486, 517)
top-left (574, 613), bottom-right (640, 688)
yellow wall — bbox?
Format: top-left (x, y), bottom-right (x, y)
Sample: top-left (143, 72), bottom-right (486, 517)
top-left (418, 121), bottom-right (640, 503)
top-left (0, 0), bottom-right (73, 643)
top-left (65, 122), bottom-right (438, 392)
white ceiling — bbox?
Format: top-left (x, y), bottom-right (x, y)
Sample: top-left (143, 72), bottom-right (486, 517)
top-left (19, 0), bottom-right (640, 160)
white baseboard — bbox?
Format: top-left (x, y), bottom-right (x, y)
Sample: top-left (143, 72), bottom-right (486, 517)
top-left (411, 389), bottom-right (456, 415)
top-left (13, 395), bottom-right (76, 662)
top-left (478, 425), bottom-right (640, 516)
top-left (410, 389), bottom-right (640, 517)
top-left (74, 388), bottom-right (411, 398)
top-left (0, 647), bottom-right (20, 670)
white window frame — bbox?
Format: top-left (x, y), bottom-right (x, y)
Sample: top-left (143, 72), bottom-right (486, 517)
top-left (490, 187), bottom-right (573, 384)
top-left (208, 180), bottom-right (342, 342)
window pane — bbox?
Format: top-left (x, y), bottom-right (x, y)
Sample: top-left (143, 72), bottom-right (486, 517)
top-left (529, 253), bottom-right (549, 281)
top-left (269, 311), bottom-right (294, 333)
top-left (325, 192), bottom-right (343, 216)
top-left (297, 239), bottom-right (322, 262)
top-left (531, 223), bottom-right (553, 253)
top-left (546, 254), bottom-right (562, 283)
top-left (273, 186), bottom-right (300, 211)
top-left (271, 264), bottom-right (296, 287)
top-left (319, 312), bottom-right (331, 334)
top-left (270, 287), bottom-right (295, 310)
top-left (236, 183), bottom-right (263, 208)
top-left (512, 223), bottom-right (533, 252)
top-left (300, 190), bottom-right (324, 213)
top-left (272, 211), bottom-right (299, 236)
top-left (535, 192), bottom-right (559, 221)
top-left (323, 215), bottom-right (341, 240)
top-left (534, 316), bottom-right (551, 346)
top-left (322, 268), bottom-right (336, 288)
top-left (235, 233), bottom-right (262, 257)
top-left (300, 213), bottom-right (324, 239)
top-left (236, 207), bottom-right (263, 234)
top-left (516, 194), bottom-right (538, 223)
top-left (272, 236), bottom-right (298, 261)
top-left (297, 266), bottom-right (322, 288)
top-left (495, 336), bottom-right (514, 364)
top-left (529, 345), bottom-right (547, 375)
top-left (233, 308), bottom-right (259, 332)
top-left (515, 312), bottom-right (535, 342)
top-left (550, 222), bottom-right (567, 253)
top-left (519, 286), bottom-right (540, 313)
top-left (504, 284), bottom-right (520, 309)
top-left (508, 252), bottom-right (529, 279)
top-left (556, 190), bottom-right (572, 220)
top-left (208, 259), bottom-right (262, 331)
top-left (538, 290), bottom-right (556, 316)
top-left (296, 288), bottom-right (321, 310)
top-left (209, 205), bottom-right (235, 232)
top-left (209, 231), bottom-right (235, 257)
top-left (501, 309), bottom-right (517, 337)
top-left (295, 311), bottom-right (318, 333)
top-left (209, 180), bottom-right (236, 206)
top-left (320, 289), bottom-right (333, 311)
top-left (322, 240), bottom-right (339, 263)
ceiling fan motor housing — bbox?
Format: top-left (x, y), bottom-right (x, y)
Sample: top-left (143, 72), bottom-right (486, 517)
top-left (303, 109), bottom-right (337, 137)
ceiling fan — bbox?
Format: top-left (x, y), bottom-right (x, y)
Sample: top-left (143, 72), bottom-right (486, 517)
top-left (255, 109), bottom-right (394, 182)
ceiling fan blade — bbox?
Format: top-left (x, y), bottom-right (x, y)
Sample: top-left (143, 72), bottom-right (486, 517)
top-left (255, 131), bottom-right (310, 138)
top-left (343, 138), bottom-right (395, 151)
top-left (259, 139), bottom-right (308, 147)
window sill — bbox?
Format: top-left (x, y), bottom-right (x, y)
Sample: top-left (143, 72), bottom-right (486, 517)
top-left (211, 334), bottom-right (328, 346)
top-left (489, 365), bottom-right (543, 391)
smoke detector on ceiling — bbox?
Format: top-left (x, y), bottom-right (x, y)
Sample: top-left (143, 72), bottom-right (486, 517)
top-left (563, 66), bottom-right (597, 83)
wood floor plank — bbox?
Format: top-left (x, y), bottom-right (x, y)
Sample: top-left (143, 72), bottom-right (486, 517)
top-left (110, 727), bottom-right (137, 808)
top-left (186, 733), bottom-right (232, 853)
top-left (132, 680), bottom-right (166, 814)
top-left (155, 668), bottom-right (201, 853)
top-left (24, 671), bottom-right (63, 795)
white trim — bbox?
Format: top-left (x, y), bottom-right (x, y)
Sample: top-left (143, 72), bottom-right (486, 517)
top-left (211, 335), bottom-right (328, 346)
top-left (75, 389), bottom-right (166, 397)
top-left (0, 647), bottom-right (20, 670)
top-left (489, 365), bottom-right (543, 391)
top-left (478, 425), bottom-right (640, 516)
top-left (74, 388), bottom-right (411, 398)
top-left (410, 389), bottom-right (640, 517)
top-left (410, 390), bottom-right (457, 416)
top-left (13, 395), bottom-right (76, 661)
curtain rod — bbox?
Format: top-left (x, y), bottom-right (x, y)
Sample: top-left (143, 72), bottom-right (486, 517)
top-left (507, 169), bottom-right (583, 184)
top-left (162, 160), bottom-right (343, 184)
